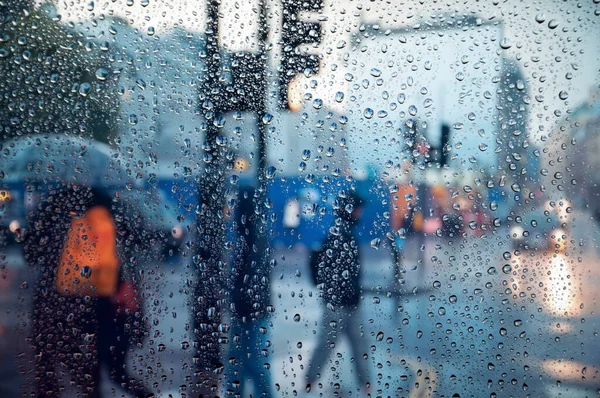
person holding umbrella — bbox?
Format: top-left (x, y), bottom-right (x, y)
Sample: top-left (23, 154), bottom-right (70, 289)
top-left (25, 184), bottom-right (153, 397)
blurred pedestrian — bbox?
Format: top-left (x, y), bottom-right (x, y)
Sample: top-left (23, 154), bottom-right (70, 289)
top-left (26, 184), bottom-right (152, 398)
top-left (226, 187), bottom-right (273, 397)
top-left (306, 191), bottom-right (370, 395)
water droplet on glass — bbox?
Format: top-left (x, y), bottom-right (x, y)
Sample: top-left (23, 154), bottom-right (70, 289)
top-left (558, 90), bottom-right (568, 100)
top-left (80, 266), bottom-right (92, 279)
top-left (79, 82), bottom-right (92, 96)
top-left (500, 38), bottom-right (512, 49)
top-left (262, 113), bottom-right (273, 125)
top-left (266, 166), bottom-right (276, 180)
top-left (95, 68), bottom-right (109, 81)
top-left (370, 238), bottom-right (381, 250)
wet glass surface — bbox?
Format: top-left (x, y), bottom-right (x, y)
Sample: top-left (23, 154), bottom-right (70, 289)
top-left (1, 1), bottom-right (599, 397)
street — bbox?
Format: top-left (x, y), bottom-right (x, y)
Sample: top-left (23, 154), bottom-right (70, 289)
top-left (1, 220), bottom-right (599, 397)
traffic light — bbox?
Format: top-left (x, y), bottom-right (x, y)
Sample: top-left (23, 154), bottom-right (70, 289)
top-left (220, 51), bottom-right (266, 113)
top-left (279, 0), bottom-right (323, 109)
top-left (440, 123), bottom-right (450, 167)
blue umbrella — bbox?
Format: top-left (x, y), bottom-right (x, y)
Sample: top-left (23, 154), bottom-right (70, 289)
top-left (1, 134), bottom-right (134, 189)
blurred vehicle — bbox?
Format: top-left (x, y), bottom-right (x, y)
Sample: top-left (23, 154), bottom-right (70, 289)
top-left (509, 207), bottom-right (563, 251)
top-left (0, 135), bottom-right (185, 252)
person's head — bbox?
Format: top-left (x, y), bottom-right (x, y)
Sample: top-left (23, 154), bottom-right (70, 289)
top-left (334, 191), bottom-right (364, 224)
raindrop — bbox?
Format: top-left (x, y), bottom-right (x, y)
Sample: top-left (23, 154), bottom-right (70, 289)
top-left (79, 82), bottom-right (92, 97)
top-left (500, 38), bottom-right (512, 49)
top-left (95, 68), bottom-right (109, 81)
top-left (80, 266), bottom-right (92, 279)
top-left (370, 238), bottom-right (381, 250)
top-left (266, 166), bottom-right (277, 180)
top-left (558, 91), bottom-right (568, 100)
top-left (262, 113), bottom-right (273, 125)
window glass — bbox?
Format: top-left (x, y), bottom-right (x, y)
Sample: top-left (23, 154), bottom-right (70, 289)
top-left (1, 1), bottom-right (599, 397)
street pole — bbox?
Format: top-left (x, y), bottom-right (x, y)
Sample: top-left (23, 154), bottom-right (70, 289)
top-left (192, 0), bottom-right (227, 395)
top-left (256, 0), bottom-right (269, 184)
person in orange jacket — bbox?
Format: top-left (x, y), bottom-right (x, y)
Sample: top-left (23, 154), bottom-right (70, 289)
top-left (26, 185), bottom-right (152, 398)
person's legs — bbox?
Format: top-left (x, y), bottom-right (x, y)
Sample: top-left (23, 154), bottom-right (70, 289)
top-left (226, 317), bottom-right (273, 397)
top-left (32, 316), bottom-right (60, 398)
top-left (225, 320), bottom-right (246, 397)
top-left (97, 299), bottom-right (152, 398)
top-left (343, 308), bottom-right (370, 389)
top-left (67, 325), bottom-right (100, 398)
top-left (247, 319), bottom-right (273, 397)
top-left (306, 308), bottom-right (339, 387)
top-left (106, 343), bottom-right (152, 397)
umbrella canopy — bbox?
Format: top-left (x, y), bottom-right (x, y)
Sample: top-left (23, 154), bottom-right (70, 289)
top-left (0, 135), bottom-right (185, 246)
top-left (1, 134), bottom-right (134, 188)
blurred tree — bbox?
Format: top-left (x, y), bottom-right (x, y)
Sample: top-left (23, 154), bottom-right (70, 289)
top-left (0, 1), bottom-right (118, 144)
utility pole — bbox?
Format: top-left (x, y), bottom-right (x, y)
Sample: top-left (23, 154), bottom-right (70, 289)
top-left (192, 0), bottom-right (272, 394)
top-left (192, 0), bottom-right (227, 395)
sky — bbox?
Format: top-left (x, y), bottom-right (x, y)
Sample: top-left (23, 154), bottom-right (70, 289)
top-left (44, 0), bottom-right (600, 175)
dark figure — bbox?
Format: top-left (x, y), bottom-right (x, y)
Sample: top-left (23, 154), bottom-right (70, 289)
top-left (26, 185), bottom-right (152, 398)
top-left (306, 191), bottom-right (370, 393)
top-left (226, 187), bottom-right (273, 397)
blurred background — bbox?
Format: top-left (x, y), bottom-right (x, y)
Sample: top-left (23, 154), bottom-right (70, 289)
top-left (1, 0), bottom-right (599, 397)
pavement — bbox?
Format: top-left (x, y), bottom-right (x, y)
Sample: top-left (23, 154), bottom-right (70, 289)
top-left (1, 217), bottom-right (599, 397)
